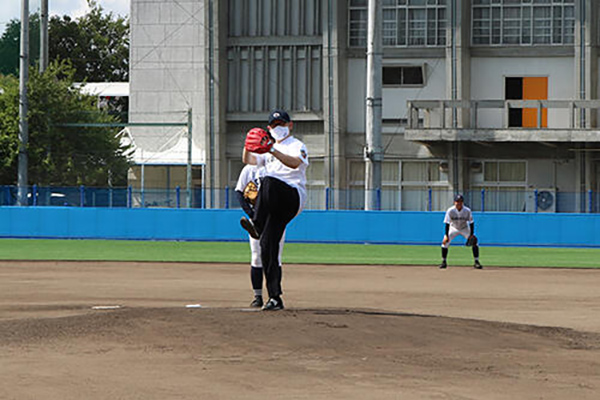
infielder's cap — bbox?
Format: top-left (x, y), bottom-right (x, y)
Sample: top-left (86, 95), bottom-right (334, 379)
top-left (268, 109), bottom-right (291, 125)
top-left (454, 194), bottom-right (464, 202)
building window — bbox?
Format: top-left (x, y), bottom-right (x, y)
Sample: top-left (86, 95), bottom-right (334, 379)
top-left (383, 65), bottom-right (425, 87)
top-left (349, 0), bottom-right (447, 48)
top-left (472, 0), bottom-right (575, 46)
top-left (401, 160), bottom-right (449, 211)
top-left (470, 160), bottom-right (527, 212)
top-left (347, 159), bottom-right (450, 211)
top-left (470, 160), bottom-right (527, 186)
top-left (306, 159), bottom-right (326, 210)
top-left (348, 160), bottom-right (366, 210)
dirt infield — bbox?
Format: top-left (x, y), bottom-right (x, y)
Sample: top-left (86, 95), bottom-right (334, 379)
top-left (1, 261), bottom-right (600, 399)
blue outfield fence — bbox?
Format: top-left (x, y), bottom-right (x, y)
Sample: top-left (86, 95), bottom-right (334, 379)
top-left (1, 207), bottom-right (600, 248)
top-left (1, 185), bottom-right (599, 214)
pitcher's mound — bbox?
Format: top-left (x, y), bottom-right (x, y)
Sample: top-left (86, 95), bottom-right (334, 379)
top-left (1, 307), bottom-right (599, 399)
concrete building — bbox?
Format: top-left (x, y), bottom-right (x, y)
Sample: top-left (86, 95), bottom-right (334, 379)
top-left (129, 0), bottom-right (600, 212)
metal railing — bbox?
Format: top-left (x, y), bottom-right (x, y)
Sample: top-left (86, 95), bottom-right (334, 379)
top-left (1, 185), bottom-right (598, 214)
top-left (407, 99), bottom-right (600, 129)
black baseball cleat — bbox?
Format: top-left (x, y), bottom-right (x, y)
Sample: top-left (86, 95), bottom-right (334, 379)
top-left (250, 295), bottom-right (263, 308)
top-left (240, 217), bottom-right (260, 239)
top-left (439, 261), bottom-right (447, 269)
top-left (262, 297), bottom-right (284, 311)
top-left (474, 260), bottom-right (483, 269)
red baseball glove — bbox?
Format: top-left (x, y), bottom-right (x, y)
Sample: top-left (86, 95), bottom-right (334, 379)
top-left (245, 128), bottom-right (274, 154)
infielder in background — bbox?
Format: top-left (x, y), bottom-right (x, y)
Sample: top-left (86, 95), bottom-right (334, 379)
top-left (440, 194), bottom-right (482, 269)
top-left (240, 109), bottom-right (309, 311)
top-left (234, 164), bottom-right (286, 308)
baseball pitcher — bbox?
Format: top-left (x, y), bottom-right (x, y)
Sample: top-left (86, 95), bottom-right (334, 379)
top-left (240, 109), bottom-right (309, 311)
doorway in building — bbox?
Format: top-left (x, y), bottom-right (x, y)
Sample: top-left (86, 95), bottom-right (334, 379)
top-left (505, 77), bottom-right (548, 128)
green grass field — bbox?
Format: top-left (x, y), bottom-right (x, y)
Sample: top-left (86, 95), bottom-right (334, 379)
top-left (0, 239), bottom-right (598, 268)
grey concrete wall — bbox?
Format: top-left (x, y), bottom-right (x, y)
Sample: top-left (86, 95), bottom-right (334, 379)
top-left (130, 0), bottom-right (206, 152)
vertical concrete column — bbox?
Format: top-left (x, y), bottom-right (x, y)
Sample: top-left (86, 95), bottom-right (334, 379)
top-left (323, 0), bottom-right (348, 208)
top-left (214, 0), bottom-right (229, 207)
top-left (574, 0), bottom-right (598, 129)
top-left (574, 0), bottom-right (597, 211)
top-left (446, 0), bottom-right (471, 129)
top-left (201, 0), bottom-right (227, 208)
top-left (586, 0), bottom-right (598, 127)
top-left (446, 0), bottom-right (471, 195)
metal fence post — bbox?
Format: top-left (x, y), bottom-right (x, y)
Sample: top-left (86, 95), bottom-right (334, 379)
top-left (79, 185), bottom-right (85, 207)
top-left (427, 187), bottom-right (432, 211)
top-left (225, 186), bottom-right (229, 209)
top-left (176, 186), bottom-right (181, 209)
top-left (481, 189), bottom-right (485, 212)
top-left (325, 187), bottom-right (330, 210)
top-left (32, 184), bottom-right (38, 206)
top-left (588, 190), bottom-right (593, 213)
top-left (109, 187), bottom-right (113, 208)
top-left (534, 189), bottom-right (538, 213)
top-left (127, 186), bottom-right (132, 208)
top-left (376, 188), bottom-right (381, 211)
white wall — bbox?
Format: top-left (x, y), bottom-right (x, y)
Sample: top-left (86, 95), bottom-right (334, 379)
top-left (130, 0), bottom-right (205, 152)
top-left (528, 159), bottom-right (556, 189)
top-left (471, 57), bottom-right (575, 129)
top-left (346, 58), bottom-right (446, 133)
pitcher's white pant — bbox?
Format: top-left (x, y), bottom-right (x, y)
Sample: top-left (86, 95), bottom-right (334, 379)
top-left (442, 226), bottom-right (470, 248)
top-left (250, 231), bottom-right (285, 267)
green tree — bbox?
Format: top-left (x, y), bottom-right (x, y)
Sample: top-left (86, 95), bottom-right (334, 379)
top-left (0, 61), bottom-right (130, 186)
top-left (0, 14), bottom-right (40, 77)
top-left (49, 1), bottom-right (129, 82)
top-left (0, 2), bottom-right (129, 82)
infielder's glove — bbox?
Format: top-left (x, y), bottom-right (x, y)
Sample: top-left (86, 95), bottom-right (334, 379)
top-left (243, 181), bottom-right (259, 206)
top-left (466, 235), bottom-right (478, 247)
top-left (245, 127), bottom-right (274, 154)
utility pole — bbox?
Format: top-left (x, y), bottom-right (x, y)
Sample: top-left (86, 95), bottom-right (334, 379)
top-left (364, 0), bottom-right (383, 210)
top-left (40, 0), bottom-right (49, 72)
top-left (18, 0), bottom-right (29, 206)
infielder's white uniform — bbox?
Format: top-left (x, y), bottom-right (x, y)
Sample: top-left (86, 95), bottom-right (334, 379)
top-left (442, 205), bottom-right (474, 248)
top-left (235, 165), bottom-right (285, 267)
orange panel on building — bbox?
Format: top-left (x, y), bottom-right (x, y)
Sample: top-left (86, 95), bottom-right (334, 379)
top-left (522, 77), bottom-right (548, 128)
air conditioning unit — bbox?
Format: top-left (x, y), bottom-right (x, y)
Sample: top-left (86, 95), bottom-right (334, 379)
top-left (527, 188), bottom-right (556, 213)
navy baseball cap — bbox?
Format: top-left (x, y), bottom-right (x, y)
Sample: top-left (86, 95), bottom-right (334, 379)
top-left (268, 109), bottom-right (291, 125)
top-left (454, 194), bottom-right (464, 202)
